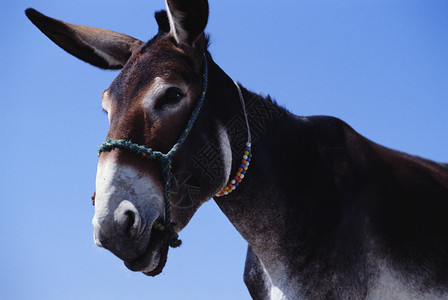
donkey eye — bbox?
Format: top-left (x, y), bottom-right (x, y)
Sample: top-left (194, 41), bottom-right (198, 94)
top-left (157, 87), bottom-right (184, 108)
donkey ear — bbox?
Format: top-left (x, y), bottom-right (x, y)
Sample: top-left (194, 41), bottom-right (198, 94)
top-left (25, 8), bottom-right (143, 70)
top-left (155, 10), bottom-right (170, 34)
top-left (165, 0), bottom-right (209, 46)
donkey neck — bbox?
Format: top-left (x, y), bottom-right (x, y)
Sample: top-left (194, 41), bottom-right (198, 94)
top-left (207, 60), bottom-right (354, 294)
top-left (206, 61), bottom-right (305, 281)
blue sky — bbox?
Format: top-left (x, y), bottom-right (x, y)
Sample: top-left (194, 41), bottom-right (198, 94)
top-left (1, 0), bottom-right (447, 299)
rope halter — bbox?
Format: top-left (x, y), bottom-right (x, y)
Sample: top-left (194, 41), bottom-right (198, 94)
top-left (97, 53), bottom-right (209, 248)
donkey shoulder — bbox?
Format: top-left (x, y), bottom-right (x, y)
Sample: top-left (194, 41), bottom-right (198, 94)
top-left (301, 115), bottom-right (448, 295)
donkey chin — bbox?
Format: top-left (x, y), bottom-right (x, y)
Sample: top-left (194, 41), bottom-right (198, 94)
top-left (123, 218), bottom-right (172, 276)
top-left (94, 215), bottom-right (171, 276)
top-left (92, 157), bottom-right (171, 276)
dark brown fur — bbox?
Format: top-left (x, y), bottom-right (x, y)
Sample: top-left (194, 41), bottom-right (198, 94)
top-left (26, 3), bottom-right (448, 298)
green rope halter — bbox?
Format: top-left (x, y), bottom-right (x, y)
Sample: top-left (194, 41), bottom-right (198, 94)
top-left (97, 53), bottom-right (209, 248)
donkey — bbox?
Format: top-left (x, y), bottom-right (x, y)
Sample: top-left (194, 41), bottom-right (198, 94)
top-left (26, 1), bottom-right (448, 299)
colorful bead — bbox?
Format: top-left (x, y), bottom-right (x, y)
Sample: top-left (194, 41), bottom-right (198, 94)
top-left (214, 143), bottom-right (252, 198)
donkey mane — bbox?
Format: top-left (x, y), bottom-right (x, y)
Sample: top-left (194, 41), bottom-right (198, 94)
top-left (237, 85), bottom-right (285, 111)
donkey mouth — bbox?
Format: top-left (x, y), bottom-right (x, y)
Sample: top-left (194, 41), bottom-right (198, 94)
top-left (124, 220), bottom-right (170, 276)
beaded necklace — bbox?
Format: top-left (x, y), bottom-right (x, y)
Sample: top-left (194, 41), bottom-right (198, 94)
top-left (214, 81), bottom-right (252, 198)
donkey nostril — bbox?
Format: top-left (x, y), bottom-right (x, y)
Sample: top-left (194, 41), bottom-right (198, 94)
top-left (116, 208), bottom-right (142, 238)
top-left (114, 201), bottom-right (142, 238)
top-left (123, 210), bottom-right (136, 234)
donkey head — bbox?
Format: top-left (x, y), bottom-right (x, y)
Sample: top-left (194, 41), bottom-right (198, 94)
top-left (25, 0), bottom-right (233, 276)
